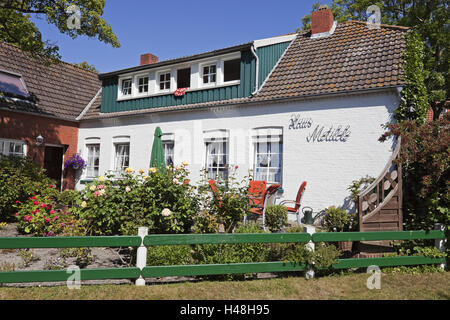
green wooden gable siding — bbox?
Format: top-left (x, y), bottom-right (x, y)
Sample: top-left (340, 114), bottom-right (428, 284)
top-left (257, 41), bottom-right (291, 86)
top-left (100, 42), bottom-right (291, 113)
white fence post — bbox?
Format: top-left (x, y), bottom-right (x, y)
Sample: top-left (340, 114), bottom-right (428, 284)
top-left (434, 223), bottom-right (447, 270)
top-left (303, 225), bottom-right (316, 279)
top-left (135, 227), bottom-right (148, 286)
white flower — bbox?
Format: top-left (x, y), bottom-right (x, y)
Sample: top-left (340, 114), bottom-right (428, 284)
top-left (173, 178), bottom-right (180, 184)
top-left (182, 161), bottom-right (188, 166)
top-left (161, 208), bottom-right (172, 217)
top-left (89, 185), bottom-right (96, 191)
top-left (125, 186), bottom-right (131, 192)
top-left (81, 201), bottom-right (87, 208)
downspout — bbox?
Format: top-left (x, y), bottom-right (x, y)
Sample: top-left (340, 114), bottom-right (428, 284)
top-left (250, 44), bottom-right (259, 96)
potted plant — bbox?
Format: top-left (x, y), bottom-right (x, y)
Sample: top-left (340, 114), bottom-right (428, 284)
top-left (64, 153), bottom-right (87, 171)
top-left (323, 206), bottom-right (355, 253)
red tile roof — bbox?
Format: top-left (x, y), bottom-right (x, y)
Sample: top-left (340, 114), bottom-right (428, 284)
top-left (0, 42), bottom-right (101, 120)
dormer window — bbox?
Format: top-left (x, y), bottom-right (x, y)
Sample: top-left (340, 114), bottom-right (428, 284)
top-left (121, 78), bottom-right (132, 96)
top-left (202, 64), bottom-right (216, 84)
top-left (159, 72), bottom-right (171, 91)
top-left (137, 76), bottom-right (149, 93)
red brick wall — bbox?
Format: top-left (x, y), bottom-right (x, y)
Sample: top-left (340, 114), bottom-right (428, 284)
top-left (0, 109), bottom-right (79, 190)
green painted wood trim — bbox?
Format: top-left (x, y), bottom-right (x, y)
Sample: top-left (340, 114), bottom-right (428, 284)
top-left (143, 233), bottom-right (310, 246)
top-left (312, 230), bottom-right (445, 243)
top-left (0, 267), bottom-right (141, 284)
top-left (142, 261), bottom-right (306, 278)
top-left (0, 236), bottom-right (142, 249)
top-left (332, 256), bottom-right (446, 270)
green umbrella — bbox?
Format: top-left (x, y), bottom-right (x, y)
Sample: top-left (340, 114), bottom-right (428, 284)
top-left (150, 126), bottom-right (166, 171)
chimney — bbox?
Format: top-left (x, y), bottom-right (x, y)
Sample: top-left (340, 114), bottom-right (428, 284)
top-left (140, 53), bottom-right (159, 66)
top-left (311, 5), bottom-right (334, 36)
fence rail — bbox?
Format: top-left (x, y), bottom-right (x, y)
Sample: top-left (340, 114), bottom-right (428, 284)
top-left (0, 227), bottom-right (446, 285)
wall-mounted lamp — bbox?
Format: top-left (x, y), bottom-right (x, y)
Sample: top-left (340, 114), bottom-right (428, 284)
top-left (35, 135), bottom-right (44, 146)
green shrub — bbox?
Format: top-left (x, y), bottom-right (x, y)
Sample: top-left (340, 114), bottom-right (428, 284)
top-left (323, 206), bottom-right (355, 232)
top-left (57, 190), bottom-right (82, 208)
top-left (14, 193), bottom-right (79, 236)
top-left (192, 224), bottom-right (270, 280)
top-left (75, 165), bottom-right (199, 236)
top-left (146, 245), bottom-right (193, 266)
top-left (0, 156), bottom-right (58, 222)
top-left (265, 205), bottom-right (288, 232)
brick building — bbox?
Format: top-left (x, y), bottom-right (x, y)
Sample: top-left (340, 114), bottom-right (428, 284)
top-left (0, 42), bottom-right (101, 190)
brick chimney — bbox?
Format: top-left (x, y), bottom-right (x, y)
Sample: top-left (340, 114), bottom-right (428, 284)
top-left (311, 5), bottom-right (334, 36)
top-left (140, 53), bottom-right (159, 66)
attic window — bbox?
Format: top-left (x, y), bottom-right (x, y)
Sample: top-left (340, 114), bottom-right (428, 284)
top-left (0, 70), bottom-right (29, 98)
top-left (224, 59), bottom-right (240, 82)
top-left (121, 78), bottom-right (132, 96)
top-left (202, 64), bottom-right (216, 84)
top-left (177, 68), bottom-right (191, 89)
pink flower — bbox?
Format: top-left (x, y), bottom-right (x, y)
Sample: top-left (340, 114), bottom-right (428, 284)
top-left (31, 196), bottom-right (36, 200)
top-left (44, 218), bottom-right (50, 223)
top-left (33, 201), bottom-right (39, 205)
top-left (49, 209), bottom-right (55, 214)
top-left (97, 185), bottom-right (104, 190)
top-left (24, 215), bottom-right (32, 222)
top-left (47, 204), bottom-right (52, 210)
top-left (14, 212), bottom-right (18, 216)
top-left (60, 223), bottom-right (65, 227)
top-left (235, 165), bottom-right (239, 169)
top-left (40, 203), bottom-right (47, 208)
top-left (49, 185), bottom-right (55, 188)
top-left (53, 216), bottom-right (59, 221)
top-left (15, 201), bottom-right (20, 204)
top-left (94, 191), bottom-right (100, 197)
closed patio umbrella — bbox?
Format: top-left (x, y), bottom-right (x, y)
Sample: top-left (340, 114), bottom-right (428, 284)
top-left (150, 126), bottom-right (166, 171)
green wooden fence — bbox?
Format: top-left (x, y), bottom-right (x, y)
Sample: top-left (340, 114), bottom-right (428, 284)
top-left (0, 230), bottom-right (446, 284)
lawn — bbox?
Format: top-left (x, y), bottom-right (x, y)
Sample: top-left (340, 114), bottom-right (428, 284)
top-left (0, 272), bottom-right (449, 300)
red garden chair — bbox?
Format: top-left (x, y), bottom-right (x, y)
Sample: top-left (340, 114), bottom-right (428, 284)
top-left (246, 181), bottom-right (281, 230)
top-left (280, 181), bottom-right (307, 225)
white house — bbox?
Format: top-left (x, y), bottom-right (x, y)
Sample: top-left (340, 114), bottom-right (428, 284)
top-left (75, 7), bottom-right (408, 219)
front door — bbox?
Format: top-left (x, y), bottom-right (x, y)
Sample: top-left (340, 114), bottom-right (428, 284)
top-left (43, 146), bottom-right (64, 191)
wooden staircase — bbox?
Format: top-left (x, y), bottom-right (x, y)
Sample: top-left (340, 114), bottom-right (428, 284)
top-left (356, 137), bottom-right (403, 257)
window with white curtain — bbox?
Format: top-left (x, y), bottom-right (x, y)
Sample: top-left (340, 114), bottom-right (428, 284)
top-left (114, 143), bottom-right (130, 172)
top-left (86, 144), bottom-right (100, 178)
top-left (253, 128), bottom-right (283, 184)
top-left (205, 138), bottom-right (228, 180)
top-left (162, 140), bottom-right (174, 167)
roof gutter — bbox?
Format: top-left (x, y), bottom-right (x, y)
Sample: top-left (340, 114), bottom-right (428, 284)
top-left (250, 44), bottom-right (259, 96)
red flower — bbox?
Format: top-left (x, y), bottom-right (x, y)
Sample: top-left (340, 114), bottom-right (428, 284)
top-left (15, 201), bottom-right (20, 204)
top-left (33, 201), bottom-right (39, 205)
top-left (40, 203), bottom-right (47, 208)
top-left (49, 209), bottom-right (55, 214)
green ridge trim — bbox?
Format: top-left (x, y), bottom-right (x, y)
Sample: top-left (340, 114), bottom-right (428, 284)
top-left (142, 262), bottom-right (306, 278)
top-left (332, 256), bottom-right (445, 269)
top-left (0, 236), bottom-right (142, 249)
top-left (312, 230), bottom-right (445, 243)
top-left (143, 232), bottom-right (311, 246)
top-left (0, 267), bottom-right (141, 284)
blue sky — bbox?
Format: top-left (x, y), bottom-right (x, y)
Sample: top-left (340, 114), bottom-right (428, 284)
top-left (31, 0), bottom-right (329, 73)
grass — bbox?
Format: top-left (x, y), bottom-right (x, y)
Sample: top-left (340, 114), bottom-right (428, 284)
top-left (0, 272), bottom-right (449, 300)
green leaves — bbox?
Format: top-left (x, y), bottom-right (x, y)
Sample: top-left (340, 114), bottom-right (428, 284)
top-left (0, 0), bottom-right (120, 61)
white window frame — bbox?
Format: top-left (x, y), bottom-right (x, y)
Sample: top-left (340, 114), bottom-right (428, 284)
top-left (85, 144), bottom-right (100, 178)
top-left (162, 138), bottom-right (175, 167)
top-left (119, 77), bottom-right (133, 98)
top-left (136, 74), bottom-right (150, 95)
top-left (204, 129), bottom-right (230, 181)
top-left (201, 63), bottom-right (217, 86)
top-left (0, 139), bottom-right (27, 157)
top-left (252, 128), bottom-right (283, 185)
top-left (156, 70), bottom-right (172, 94)
top-left (114, 142), bottom-right (130, 173)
